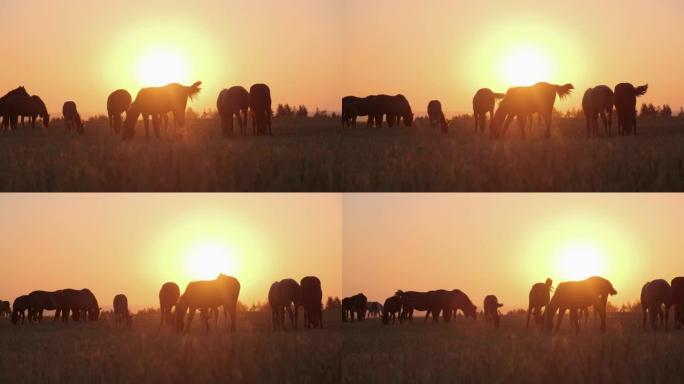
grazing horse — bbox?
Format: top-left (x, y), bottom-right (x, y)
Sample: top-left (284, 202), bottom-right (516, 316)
top-left (0, 86), bottom-right (30, 130)
top-left (175, 274), bottom-right (240, 332)
top-left (342, 96), bottom-right (373, 128)
top-left (113, 294), bottom-right (132, 328)
top-left (442, 289), bottom-right (477, 322)
top-left (366, 301), bottom-right (383, 319)
top-left (249, 84), bottom-right (272, 136)
top-left (614, 83), bottom-right (648, 135)
top-left (641, 280), bottom-right (671, 331)
top-left (342, 293), bottom-right (367, 322)
top-left (669, 277), bottom-right (684, 329)
top-left (427, 100), bottom-right (448, 133)
top-left (492, 82), bottom-right (574, 138)
top-left (217, 86), bottom-right (249, 137)
top-left (159, 282), bottom-right (180, 328)
top-left (426, 290), bottom-right (449, 322)
top-left (2, 93), bottom-right (36, 130)
top-left (0, 301), bottom-right (10, 318)
top-left (527, 278), bottom-right (553, 328)
top-left (26, 96), bottom-right (49, 129)
top-left (107, 89), bottom-right (132, 135)
top-left (300, 276), bottom-right (323, 328)
top-left (368, 94), bottom-right (413, 128)
top-left (11, 295), bottom-right (32, 325)
top-left (268, 281), bottom-right (284, 330)
top-left (268, 279), bottom-right (301, 330)
top-left (395, 290), bottom-right (430, 321)
top-left (123, 81), bottom-right (202, 140)
top-left (27, 290), bottom-right (59, 322)
top-left (544, 276), bottom-right (617, 334)
top-left (472, 88), bottom-right (504, 135)
top-left (382, 295), bottom-right (402, 325)
top-left (484, 295), bottom-right (503, 329)
top-left (582, 85), bottom-right (613, 137)
top-left (63, 101), bottom-right (84, 135)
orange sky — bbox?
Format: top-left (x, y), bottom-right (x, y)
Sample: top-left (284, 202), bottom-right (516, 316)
top-left (2, 0), bottom-right (682, 117)
top-left (343, 194), bottom-right (684, 309)
top-left (0, 194), bottom-right (341, 310)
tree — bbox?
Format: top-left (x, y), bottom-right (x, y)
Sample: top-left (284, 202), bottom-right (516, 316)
top-left (276, 103), bottom-right (295, 117)
top-left (313, 108), bottom-right (329, 118)
top-left (295, 105), bottom-right (308, 117)
top-left (326, 296), bottom-right (342, 310)
top-left (661, 104), bottom-right (672, 117)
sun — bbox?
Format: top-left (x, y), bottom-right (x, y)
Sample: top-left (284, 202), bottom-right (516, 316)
top-left (500, 46), bottom-right (552, 86)
top-left (136, 47), bottom-right (189, 87)
top-left (553, 241), bottom-right (607, 281)
top-left (186, 242), bottom-right (237, 280)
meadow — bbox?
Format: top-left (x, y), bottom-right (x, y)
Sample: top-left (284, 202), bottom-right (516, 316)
top-left (0, 116), bottom-right (683, 191)
top-left (342, 312), bottom-right (684, 384)
top-left (0, 310), bottom-right (341, 384)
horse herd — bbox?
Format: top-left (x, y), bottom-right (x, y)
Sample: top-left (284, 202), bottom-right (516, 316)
top-left (344, 276), bottom-right (684, 334)
top-left (342, 81), bottom-right (650, 138)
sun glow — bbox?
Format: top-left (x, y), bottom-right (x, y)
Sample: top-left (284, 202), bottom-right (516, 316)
top-left (553, 241), bottom-right (607, 281)
top-left (500, 47), bottom-right (551, 86)
top-left (186, 242), bottom-right (238, 280)
top-left (136, 47), bottom-right (189, 87)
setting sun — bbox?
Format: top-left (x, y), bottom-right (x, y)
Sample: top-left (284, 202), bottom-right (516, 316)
top-left (186, 242), bottom-right (238, 280)
top-left (553, 241), bottom-right (607, 281)
top-left (136, 48), bottom-right (189, 87)
top-left (500, 47), bottom-right (552, 86)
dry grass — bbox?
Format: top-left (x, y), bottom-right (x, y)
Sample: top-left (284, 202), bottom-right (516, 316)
top-left (342, 312), bottom-right (684, 384)
top-left (0, 117), bottom-right (683, 191)
top-left (0, 310), bottom-right (341, 384)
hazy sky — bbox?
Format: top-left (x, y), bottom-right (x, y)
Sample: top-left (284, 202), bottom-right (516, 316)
top-left (0, 194), bottom-right (341, 310)
top-left (343, 194), bottom-right (684, 309)
top-left (2, 0), bottom-right (682, 116)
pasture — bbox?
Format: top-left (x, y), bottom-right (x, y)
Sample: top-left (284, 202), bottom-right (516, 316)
top-left (0, 309), bottom-right (341, 384)
top-left (0, 116), bottom-right (683, 191)
top-left (342, 312), bottom-right (684, 384)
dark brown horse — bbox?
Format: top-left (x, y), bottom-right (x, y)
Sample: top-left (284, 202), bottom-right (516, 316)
top-left (268, 281), bottom-right (284, 330)
top-left (492, 82), bottom-right (574, 138)
top-left (175, 274), bottom-right (240, 332)
top-left (527, 278), bottom-right (553, 328)
top-left (342, 293), bottom-right (367, 322)
top-left (544, 276), bottom-right (617, 333)
top-left (26, 96), bottom-right (49, 129)
top-left (484, 295), bottom-right (503, 329)
top-left (582, 85), bottom-right (613, 137)
top-left (113, 294), bottom-right (132, 328)
top-left (614, 83), bottom-right (648, 135)
top-left (472, 88), bottom-right (504, 135)
top-left (11, 295), bottom-right (32, 325)
top-left (63, 101), bottom-right (84, 134)
top-left (368, 94), bottom-right (413, 128)
top-left (123, 81), bottom-right (202, 140)
top-left (0, 87), bottom-right (30, 130)
top-left (159, 282), bottom-right (180, 327)
top-left (2, 93), bottom-right (40, 130)
top-left (395, 290), bottom-right (430, 321)
top-left (342, 96), bottom-right (374, 128)
top-left (427, 100), bottom-right (448, 133)
top-left (0, 301), bottom-right (10, 318)
top-left (217, 86), bottom-right (250, 137)
top-left (107, 89), bottom-right (132, 135)
top-left (300, 276), bottom-right (323, 328)
top-left (641, 279), bottom-right (671, 331)
top-left (669, 277), bottom-right (684, 329)
top-left (249, 84), bottom-right (272, 136)
top-left (442, 289), bottom-right (477, 321)
top-left (382, 295), bottom-right (402, 325)
top-left (27, 290), bottom-right (59, 322)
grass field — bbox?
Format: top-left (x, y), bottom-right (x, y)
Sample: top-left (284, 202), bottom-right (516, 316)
top-left (0, 310), bottom-right (341, 384)
top-left (342, 312), bottom-right (684, 384)
top-left (0, 116), bottom-right (683, 191)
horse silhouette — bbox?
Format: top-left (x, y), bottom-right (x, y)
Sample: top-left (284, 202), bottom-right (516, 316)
top-left (395, 290), bottom-right (430, 322)
top-left (472, 88), bottom-right (504, 135)
top-left (342, 96), bottom-right (374, 128)
top-left (544, 276), bottom-right (617, 333)
top-left (669, 277), bottom-right (684, 329)
top-left (107, 89), bottom-right (132, 135)
top-left (427, 100), bottom-right (448, 133)
top-left (641, 279), bottom-right (671, 331)
top-left (26, 96), bottom-right (49, 129)
top-left (582, 85), bottom-right (613, 137)
top-left (113, 294), bottom-right (132, 328)
top-left (0, 301), bottom-right (10, 318)
top-left (300, 276), bottom-right (323, 329)
top-left (2, 93), bottom-right (40, 130)
top-left (123, 81), bottom-right (202, 140)
top-left (27, 290), bottom-right (59, 322)
top-left (442, 289), bottom-right (477, 321)
top-left (368, 94), bottom-right (413, 128)
top-left (527, 278), bottom-right (552, 329)
top-left (175, 274), bottom-right (240, 333)
top-left (0, 86), bottom-right (30, 130)
top-left (268, 279), bottom-right (301, 330)
top-left (342, 293), bottom-right (367, 322)
top-left (366, 301), bottom-right (383, 319)
top-left (425, 290), bottom-right (450, 322)
top-left (614, 83), bottom-right (648, 135)
top-left (11, 295), bottom-right (31, 325)
top-left (382, 296), bottom-right (402, 325)
top-left (492, 82), bottom-right (574, 138)
top-left (62, 101), bottom-right (84, 135)
top-left (217, 86), bottom-right (250, 137)
top-left (249, 84), bottom-right (272, 136)
top-left (159, 282), bottom-right (180, 328)
top-left (484, 295), bottom-right (503, 329)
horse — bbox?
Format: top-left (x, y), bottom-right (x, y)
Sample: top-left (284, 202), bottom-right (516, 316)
top-left (427, 100), bottom-right (448, 133)
top-left (544, 276), bottom-right (617, 334)
top-left (382, 295), bottom-right (402, 325)
top-left (249, 84), bottom-right (272, 136)
top-left (582, 85), bottom-right (613, 137)
top-left (0, 86), bottom-right (30, 130)
top-left (113, 294), bottom-right (132, 328)
top-left (395, 290), bottom-right (430, 322)
top-left (668, 277), bottom-right (684, 329)
top-left (217, 86), bottom-right (249, 137)
top-left (342, 293), bottom-right (367, 322)
top-left (62, 101), bottom-right (84, 134)
top-left (484, 295), bottom-right (503, 329)
top-left (527, 278), bottom-right (553, 329)
top-left (342, 96), bottom-right (374, 128)
top-left (614, 83), bottom-right (648, 135)
top-left (107, 89), bottom-right (132, 135)
top-left (442, 289), bottom-right (477, 322)
top-left (175, 274), bottom-right (240, 333)
top-left (123, 81), bottom-right (202, 140)
top-left (472, 88), bottom-right (504, 135)
top-left (641, 280), bottom-right (671, 331)
top-left (159, 282), bottom-right (180, 328)
top-left (300, 276), bottom-right (323, 329)
top-left (492, 82), bottom-right (574, 138)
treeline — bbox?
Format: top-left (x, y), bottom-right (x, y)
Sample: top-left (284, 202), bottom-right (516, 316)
top-left (245, 296), bottom-right (342, 312)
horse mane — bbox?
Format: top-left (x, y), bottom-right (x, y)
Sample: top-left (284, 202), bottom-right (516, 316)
top-left (635, 84), bottom-right (648, 97)
top-left (187, 81), bottom-right (202, 100)
top-left (556, 83), bottom-right (574, 99)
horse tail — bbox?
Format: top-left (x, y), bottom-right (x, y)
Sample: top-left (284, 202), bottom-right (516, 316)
top-left (635, 84), bottom-right (648, 97)
top-left (186, 81), bottom-right (202, 100)
top-left (493, 93), bottom-right (505, 99)
top-left (555, 84), bottom-right (574, 99)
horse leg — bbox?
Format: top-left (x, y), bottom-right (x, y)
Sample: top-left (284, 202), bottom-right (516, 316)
top-left (185, 307), bottom-right (195, 332)
top-left (570, 309), bottom-right (579, 334)
top-left (555, 308), bottom-right (566, 333)
top-left (543, 112), bottom-right (552, 138)
top-left (501, 115), bottom-right (515, 138)
top-left (518, 115), bottom-right (527, 139)
top-left (152, 114), bottom-right (161, 139)
top-left (143, 115), bottom-right (150, 139)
